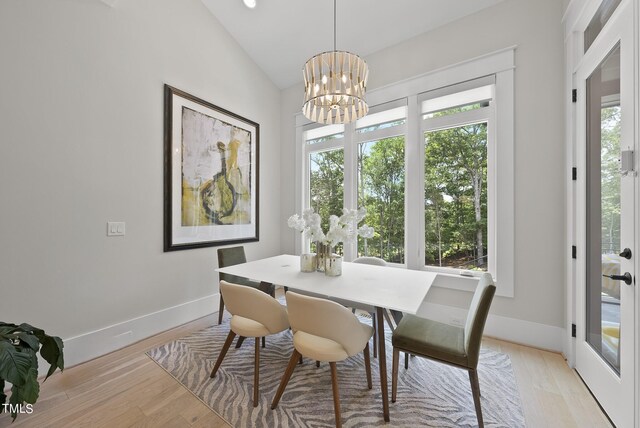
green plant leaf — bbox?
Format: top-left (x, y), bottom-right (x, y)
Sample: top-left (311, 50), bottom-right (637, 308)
top-left (18, 323), bottom-right (45, 340)
top-left (20, 367), bottom-right (39, 404)
top-left (40, 336), bottom-right (64, 379)
top-left (9, 383), bottom-right (23, 421)
top-left (16, 332), bottom-right (40, 351)
top-left (0, 341), bottom-right (30, 386)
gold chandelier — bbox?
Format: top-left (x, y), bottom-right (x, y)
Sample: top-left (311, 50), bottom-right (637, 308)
top-left (302, 0), bottom-right (369, 124)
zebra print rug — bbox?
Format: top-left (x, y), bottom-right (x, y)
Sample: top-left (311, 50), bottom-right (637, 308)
top-left (147, 315), bottom-right (525, 427)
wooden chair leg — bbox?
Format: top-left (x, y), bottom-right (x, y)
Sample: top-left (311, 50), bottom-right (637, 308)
top-left (392, 348), bottom-right (399, 403)
top-left (271, 350), bottom-right (301, 409)
top-left (299, 355), bottom-right (303, 364)
top-left (404, 352), bottom-right (409, 370)
top-left (329, 362), bottom-right (342, 428)
top-left (316, 360), bottom-right (320, 368)
top-left (218, 296), bottom-right (225, 325)
top-left (253, 337), bottom-right (260, 407)
top-left (372, 313), bottom-right (378, 358)
top-left (210, 330), bottom-right (236, 378)
top-left (235, 336), bottom-right (246, 349)
top-left (364, 342), bottom-right (372, 389)
top-left (469, 369), bottom-right (484, 428)
top-left (262, 336), bottom-right (266, 348)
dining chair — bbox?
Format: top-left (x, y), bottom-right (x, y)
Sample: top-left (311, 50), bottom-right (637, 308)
top-left (209, 280), bottom-right (289, 407)
top-left (271, 291), bottom-right (374, 428)
top-left (391, 272), bottom-right (496, 428)
top-left (217, 246), bottom-right (276, 325)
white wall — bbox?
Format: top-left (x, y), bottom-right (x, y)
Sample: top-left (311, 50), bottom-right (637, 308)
top-left (280, 0), bottom-right (566, 329)
top-left (0, 0), bottom-right (281, 365)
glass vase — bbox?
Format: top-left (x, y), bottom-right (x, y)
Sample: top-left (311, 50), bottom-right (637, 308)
top-left (315, 242), bottom-right (331, 272)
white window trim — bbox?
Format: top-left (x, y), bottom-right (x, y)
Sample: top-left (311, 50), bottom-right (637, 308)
top-left (294, 47), bottom-right (516, 297)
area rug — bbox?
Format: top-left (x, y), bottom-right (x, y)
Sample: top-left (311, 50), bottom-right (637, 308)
top-left (147, 315), bottom-right (525, 427)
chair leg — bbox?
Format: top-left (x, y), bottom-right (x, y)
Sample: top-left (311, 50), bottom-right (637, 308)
top-left (235, 336), bottom-right (246, 349)
top-left (316, 360), bottom-right (320, 368)
top-left (262, 336), bottom-right (266, 348)
top-left (372, 312), bottom-right (378, 358)
top-left (253, 337), bottom-right (260, 407)
top-left (218, 296), bottom-right (225, 325)
top-left (364, 342), bottom-right (372, 389)
top-left (271, 349), bottom-right (301, 409)
top-left (469, 369), bottom-right (484, 428)
top-left (210, 330), bottom-right (236, 378)
top-left (392, 348), bottom-right (399, 403)
top-left (404, 352), bottom-right (409, 370)
top-left (329, 362), bottom-right (342, 428)
top-left (299, 355), bottom-right (303, 364)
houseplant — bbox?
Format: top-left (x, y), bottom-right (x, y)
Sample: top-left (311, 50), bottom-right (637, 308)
top-left (0, 322), bottom-right (64, 421)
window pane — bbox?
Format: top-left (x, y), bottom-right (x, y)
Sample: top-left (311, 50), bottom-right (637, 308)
top-left (423, 102), bottom-right (487, 120)
top-left (357, 136), bottom-right (405, 263)
top-left (584, 0), bottom-right (622, 53)
top-left (306, 132), bottom-right (344, 146)
top-left (356, 119), bottom-right (406, 134)
top-left (424, 122), bottom-right (487, 270)
top-left (309, 148), bottom-right (344, 252)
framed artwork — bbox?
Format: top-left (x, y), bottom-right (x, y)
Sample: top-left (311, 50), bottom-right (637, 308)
top-left (164, 84), bottom-right (259, 251)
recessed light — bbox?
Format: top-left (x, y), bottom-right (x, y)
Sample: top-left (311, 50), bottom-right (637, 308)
top-left (243, 0), bottom-right (256, 8)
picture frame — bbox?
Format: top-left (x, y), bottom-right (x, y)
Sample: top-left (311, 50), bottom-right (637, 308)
top-left (164, 84), bottom-right (259, 251)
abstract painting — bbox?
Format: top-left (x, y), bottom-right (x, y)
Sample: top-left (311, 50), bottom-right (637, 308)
top-left (164, 85), bottom-right (259, 251)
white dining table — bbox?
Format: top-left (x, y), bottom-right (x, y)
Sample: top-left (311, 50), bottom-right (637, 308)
top-left (216, 254), bottom-right (437, 422)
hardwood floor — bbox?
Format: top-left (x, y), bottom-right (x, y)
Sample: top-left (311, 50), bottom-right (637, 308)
top-left (0, 315), bottom-right (611, 428)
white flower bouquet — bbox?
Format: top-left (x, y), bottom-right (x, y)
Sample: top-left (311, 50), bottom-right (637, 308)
top-left (288, 207), bottom-right (374, 247)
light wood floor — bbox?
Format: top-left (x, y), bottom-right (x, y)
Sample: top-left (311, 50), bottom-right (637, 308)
top-left (0, 314), bottom-right (612, 428)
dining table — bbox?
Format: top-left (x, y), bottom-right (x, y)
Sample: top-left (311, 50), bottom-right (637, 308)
top-left (216, 254), bottom-right (437, 422)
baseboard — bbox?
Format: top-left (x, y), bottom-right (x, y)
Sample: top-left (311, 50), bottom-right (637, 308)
top-left (40, 293), bottom-right (220, 376)
top-left (416, 302), bottom-right (565, 353)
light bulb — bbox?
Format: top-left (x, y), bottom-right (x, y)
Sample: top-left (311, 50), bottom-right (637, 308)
top-left (243, 0), bottom-right (256, 8)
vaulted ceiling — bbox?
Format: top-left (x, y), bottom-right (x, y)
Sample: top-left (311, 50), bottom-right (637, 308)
top-left (201, 0), bottom-right (507, 89)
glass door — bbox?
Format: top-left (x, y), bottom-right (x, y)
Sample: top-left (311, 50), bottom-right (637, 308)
top-left (575, 2), bottom-right (635, 426)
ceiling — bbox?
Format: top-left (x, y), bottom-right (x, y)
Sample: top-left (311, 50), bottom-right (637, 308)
top-left (201, 0), bottom-right (506, 89)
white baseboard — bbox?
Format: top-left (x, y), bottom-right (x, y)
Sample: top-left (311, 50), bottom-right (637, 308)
top-left (417, 302), bottom-right (565, 353)
top-left (42, 293), bottom-right (220, 376)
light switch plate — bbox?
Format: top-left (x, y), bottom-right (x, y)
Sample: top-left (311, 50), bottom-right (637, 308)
top-left (107, 222), bottom-right (125, 236)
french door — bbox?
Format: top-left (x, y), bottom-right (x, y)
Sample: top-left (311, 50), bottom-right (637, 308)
top-left (574, 2), bottom-right (636, 426)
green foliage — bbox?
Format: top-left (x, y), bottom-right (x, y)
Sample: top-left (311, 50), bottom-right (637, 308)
top-left (358, 136), bottom-right (405, 263)
top-left (600, 106), bottom-right (621, 254)
top-left (307, 113), bottom-right (489, 268)
top-left (425, 121), bottom-right (487, 269)
top-left (0, 322), bottom-right (64, 421)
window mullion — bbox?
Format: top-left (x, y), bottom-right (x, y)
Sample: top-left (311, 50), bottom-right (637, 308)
top-left (406, 94), bottom-right (423, 270)
top-left (343, 122), bottom-right (356, 261)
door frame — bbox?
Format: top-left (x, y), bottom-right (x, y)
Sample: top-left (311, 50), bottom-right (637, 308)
top-left (564, 0), bottom-right (639, 426)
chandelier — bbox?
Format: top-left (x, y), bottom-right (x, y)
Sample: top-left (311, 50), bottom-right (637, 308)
top-left (302, 0), bottom-right (369, 124)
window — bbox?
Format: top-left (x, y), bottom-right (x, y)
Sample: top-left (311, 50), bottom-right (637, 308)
top-left (356, 107), bottom-right (407, 263)
top-left (295, 48), bottom-right (515, 296)
top-left (422, 84), bottom-right (493, 272)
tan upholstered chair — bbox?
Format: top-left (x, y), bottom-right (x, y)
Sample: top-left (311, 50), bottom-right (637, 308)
top-left (217, 246), bottom-right (275, 325)
top-left (210, 280), bottom-right (289, 407)
top-left (391, 273), bottom-right (496, 427)
top-left (271, 291), bottom-right (374, 428)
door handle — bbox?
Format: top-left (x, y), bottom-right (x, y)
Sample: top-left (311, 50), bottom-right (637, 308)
top-left (603, 272), bottom-right (633, 285)
top-left (619, 248), bottom-right (632, 259)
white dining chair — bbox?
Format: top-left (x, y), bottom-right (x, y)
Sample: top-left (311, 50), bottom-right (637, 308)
top-left (210, 280), bottom-right (289, 407)
top-left (271, 291), bottom-right (374, 428)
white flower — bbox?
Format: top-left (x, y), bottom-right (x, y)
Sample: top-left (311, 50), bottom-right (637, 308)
top-left (287, 206), bottom-right (374, 247)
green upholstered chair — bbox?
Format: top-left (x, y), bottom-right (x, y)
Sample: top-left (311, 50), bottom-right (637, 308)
top-left (391, 273), bottom-right (496, 428)
top-left (217, 246), bottom-right (275, 325)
